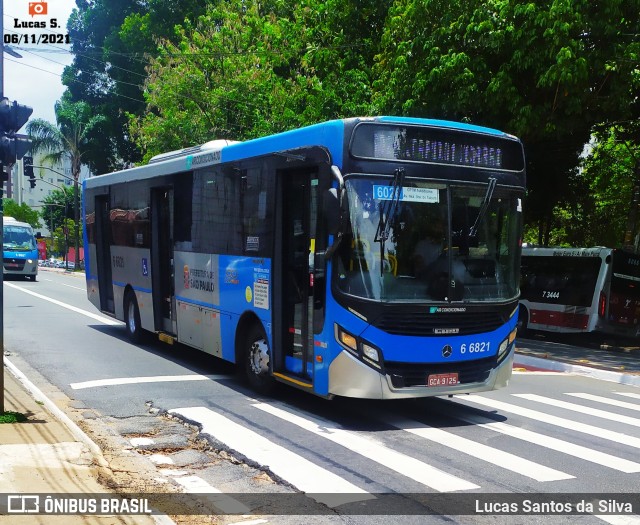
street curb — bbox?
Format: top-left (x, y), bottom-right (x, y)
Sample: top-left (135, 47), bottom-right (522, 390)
top-left (3, 356), bottom-right (177, 525)
top-left (513, 353), bottom-right (640, 387)
top-left (4, 355), bottom-right (107, 464)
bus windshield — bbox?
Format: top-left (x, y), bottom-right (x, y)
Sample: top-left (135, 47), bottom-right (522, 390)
top-left (335, 176), bottom-right (521, 303)
top-left (3, 225), bottom-right (36, 251)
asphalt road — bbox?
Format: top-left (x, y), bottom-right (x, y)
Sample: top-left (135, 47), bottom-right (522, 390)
top-left (4, 270), bottom-right (640, 524)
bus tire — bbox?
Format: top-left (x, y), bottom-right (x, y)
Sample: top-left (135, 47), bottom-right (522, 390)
top-left (244, 324), bottom-right (276, 395)
top-left (124, 291), bottom-right (143, 344)
top-left (28, 275), bottom-right (36, 282)
top-left (517, 305), bottom-right (529, 336)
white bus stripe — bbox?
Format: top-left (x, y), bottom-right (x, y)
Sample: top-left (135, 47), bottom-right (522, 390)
top-left (462, 395), bottom-right (640, 449)
top-left (457, 413), bottom-right (640, 473)
top-left (70, 375), bottom-right (224, 390)
top-left (4, 282), bottom-right (121, 325)
top-left (253, 403), bottom-right (479, 492)
top-left (169, 406), bottom-right (374, 507)
top-left (382, 415), bottom-right (573, 482)
top-left (566, 393), bottom-right (640, 412)
top-left (514, 394), bottom-right (640, 428)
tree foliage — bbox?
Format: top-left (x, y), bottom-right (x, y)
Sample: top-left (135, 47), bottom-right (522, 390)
top-left (27, 99), bottom-right (104, 268)
top-left (2, 199), bottom-right (41, 228)
top-left (61, 0), bottom-right (639, 247)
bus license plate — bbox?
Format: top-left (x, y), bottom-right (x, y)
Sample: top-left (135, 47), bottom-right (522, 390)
top-left (427, 373), bottom-right (458, 387)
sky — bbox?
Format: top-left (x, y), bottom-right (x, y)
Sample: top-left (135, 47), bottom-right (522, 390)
top-left (4, 0), bottom-right (76, 125)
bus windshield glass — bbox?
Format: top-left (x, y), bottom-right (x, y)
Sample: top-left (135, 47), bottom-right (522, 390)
top-left (3, 225), bottom-right (36, 251)
top-left (335, 176), bottom-right (521, 303)
top-left (611, 250), bottom-right (640, 299)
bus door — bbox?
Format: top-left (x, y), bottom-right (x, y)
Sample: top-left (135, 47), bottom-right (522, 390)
top-left (151, 188), bottom-right (176, 334)
top-left (280, 170), bottom-right (321, 381)
top-left (95, 195), bottom-right (114, 314)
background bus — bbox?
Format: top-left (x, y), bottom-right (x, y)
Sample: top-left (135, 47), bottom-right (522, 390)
top-left (3, 217), bottom-right (38, 281)
top-left (83, 116), bottom-right (525, 399)
top-left (519, 246), bottom-right (640, 338)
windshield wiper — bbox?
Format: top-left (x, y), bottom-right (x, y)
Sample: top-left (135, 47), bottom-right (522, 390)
top-left (469, 177), bottom-right (497, 238)
top-left (374, 168), bottom-right (405, 275)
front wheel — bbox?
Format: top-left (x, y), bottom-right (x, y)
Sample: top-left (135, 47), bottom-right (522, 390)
top-left (244, 325), bottom-right (276, 395)
top-left (125, 291), bottom-right (143, 343)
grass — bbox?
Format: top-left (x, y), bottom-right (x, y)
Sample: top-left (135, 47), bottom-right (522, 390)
top-left (0, 411), bottom-right (28, 424)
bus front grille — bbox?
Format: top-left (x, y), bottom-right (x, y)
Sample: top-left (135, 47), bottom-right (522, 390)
top-left (3, 258), bottom-right (26, 271)
top-left (373, 309), bottom-right (505, 336)
top-left (385, 355), bottom-right (497, 388)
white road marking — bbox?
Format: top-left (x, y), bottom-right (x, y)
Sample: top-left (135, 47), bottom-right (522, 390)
top-left (514, 393), bottom-right (640, 428)
top-left (70, 375), bottom-right (224, 390)
top-left (253, 402), bottom-right (479, 492)
top-left (596, 514), bottom-right (640, 525)
top-left (170, 406), bottom-right (374, 507)
top-left (381, 414), bottom-right (573, 482)
top-left (462, 395), bottom-right (640, 449)
top-left (173, 475), bottom-right (251, 514)
top-left (37, 277), bottom-right (86, 291)
top-left (4, 282), bottom-right (121, 325)
top-left (616, 392), bottom-right (640, 400)
top-left (457, 413), bottom-right (640, 473)
top-left (566, 392), bottom-right (640, 412)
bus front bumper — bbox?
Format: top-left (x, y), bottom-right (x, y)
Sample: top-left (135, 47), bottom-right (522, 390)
top-left (328, 348), bottom-right (514, 400)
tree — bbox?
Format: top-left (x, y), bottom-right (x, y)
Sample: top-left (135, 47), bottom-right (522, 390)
top-left (63, 0), bottom-right (211, 173)
top-left (2, 199), bottom-right (40, 228)
top-left (40, 188), bottom-right (76, 238)
top-left (373, 0), bottom-right (640, 244)
top-left (129, 0), bottom-right (388, 159)
top-left (26, 99), bottom-right (104, 269)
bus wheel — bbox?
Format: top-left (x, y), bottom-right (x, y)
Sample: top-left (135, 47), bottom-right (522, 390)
top-left (125, 291), bottom-right (143, 344)
top-left (28, 275), bottom-right (36, 282)
top-left (244, 325), bottom-right (276, 395)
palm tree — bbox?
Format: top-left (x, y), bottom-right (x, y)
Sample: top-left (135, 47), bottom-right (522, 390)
top-left (26, 99), bottom-right (105, 269)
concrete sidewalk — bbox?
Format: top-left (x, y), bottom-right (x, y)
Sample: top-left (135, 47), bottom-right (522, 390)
top-left (0, 362), bottom-right (162, 524)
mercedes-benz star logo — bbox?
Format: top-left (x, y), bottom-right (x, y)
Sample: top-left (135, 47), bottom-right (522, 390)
top-left (442, 345), bottom-right (453, 358)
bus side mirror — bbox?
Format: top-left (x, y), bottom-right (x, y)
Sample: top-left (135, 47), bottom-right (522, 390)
top-left (323, 187), bottom-right (341, 236)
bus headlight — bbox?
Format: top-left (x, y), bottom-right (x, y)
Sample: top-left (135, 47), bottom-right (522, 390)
top-left (362, 342), bottom-right (381, 365)
top-left (27, 259), bottom-right (33, 264)
top-left (335, 324), bottom-right (382, 370)
top-left (336, 325), bottom-right (358, 353)
top-left (498, 338), bottom-right (509, 356)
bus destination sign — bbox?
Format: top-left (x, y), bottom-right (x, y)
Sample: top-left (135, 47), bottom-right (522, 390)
top-left (351, 124), bottom-right (524, 171)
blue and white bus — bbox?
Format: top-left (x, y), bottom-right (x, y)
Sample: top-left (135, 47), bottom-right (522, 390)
top-left (3, 217), bottom-right (38, 281)
top-left (83, 117), bottom-right (525, 399)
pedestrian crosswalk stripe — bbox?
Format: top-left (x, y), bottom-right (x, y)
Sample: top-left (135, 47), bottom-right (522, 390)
top-left (565, 393), bottom-right (640, 412)
top-left (595, 514), bottom-right (640, 525)
top-left (380, 414), bottom-right (573, 482)
top-left (462, 395), bottom-right (640, 449)
top-left (253, 402), bottom-right (479, 492)
top-left (514, 394), bottom-right (640, 428)
top-left (169, 406), bottom-right (373, 507)
top-left (615, 392), bottom-right (640, 401)
top-left (456, 413), bottom-right (640, 473)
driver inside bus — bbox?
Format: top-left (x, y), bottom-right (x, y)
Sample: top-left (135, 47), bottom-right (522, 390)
top-left (413, 215), bottom-right (445, 278)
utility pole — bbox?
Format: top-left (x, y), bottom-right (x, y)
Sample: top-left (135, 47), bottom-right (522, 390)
top-left (1, 0), bottom-right (33, 412)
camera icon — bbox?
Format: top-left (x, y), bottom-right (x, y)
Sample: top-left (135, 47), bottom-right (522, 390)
top-left (28, 2), bottom-right (48, 16)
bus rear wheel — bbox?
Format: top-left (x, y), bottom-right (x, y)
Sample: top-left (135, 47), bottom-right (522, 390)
top-left (244, 325), bottom-right (276, 395)
top-left (125, 291), bottom-right (143, 344)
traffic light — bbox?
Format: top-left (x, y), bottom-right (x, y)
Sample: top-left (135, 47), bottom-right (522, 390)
top-left (0, 98), bottom-right (32, 166)
top-left (23, 156), bottom-right (36, 188)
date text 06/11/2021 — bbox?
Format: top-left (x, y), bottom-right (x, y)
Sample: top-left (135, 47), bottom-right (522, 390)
top-left (4, 33), bottom-right (70, 45)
